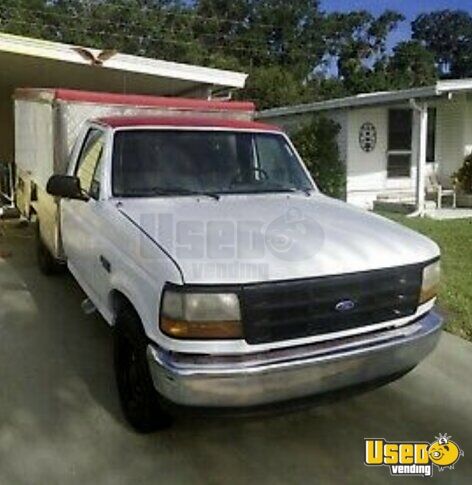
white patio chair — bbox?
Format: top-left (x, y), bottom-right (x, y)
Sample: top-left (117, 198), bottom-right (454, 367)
top-left (426, 172), bottom-right (456, 209)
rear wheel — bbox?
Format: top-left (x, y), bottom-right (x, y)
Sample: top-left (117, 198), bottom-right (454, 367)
top-left (35, 221), bottom-right (63, 275)
top-left (114, 305), bottom-right (172, 433)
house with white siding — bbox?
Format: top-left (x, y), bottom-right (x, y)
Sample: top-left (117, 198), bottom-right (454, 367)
top-left (258, 80), bottom-right (472, 213)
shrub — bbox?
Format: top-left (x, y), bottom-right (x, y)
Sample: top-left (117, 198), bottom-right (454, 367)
top-left (291, 116), bottom-right (346, 199)
top-left (453, 153), bottom-right (472, 193)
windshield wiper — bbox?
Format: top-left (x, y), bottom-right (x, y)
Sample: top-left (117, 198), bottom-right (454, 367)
top-left (270, 185), bottom-right (314, 196)
top-left (220, 186), bottom-right (312, 196)
top-left (298, 187), bottom-right (314, 196)
top-left (268, 183), bottom-right (314, 196)
top-left (149, 186), bottom-right (220, 200)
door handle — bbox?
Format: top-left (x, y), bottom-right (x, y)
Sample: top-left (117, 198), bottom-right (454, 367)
top-left (99, 255), bottom-right (111, 273)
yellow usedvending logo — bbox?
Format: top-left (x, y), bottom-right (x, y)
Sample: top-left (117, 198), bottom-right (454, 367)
top-left (365, 434), bottom-right (464, 477)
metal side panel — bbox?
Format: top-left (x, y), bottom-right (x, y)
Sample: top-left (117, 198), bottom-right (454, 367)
top-left (14, 99), bottom-right (54, 190)
top-left (14, 167), bottom-right (32, 217)
top-left (35, 187), bottom-right (63, 259)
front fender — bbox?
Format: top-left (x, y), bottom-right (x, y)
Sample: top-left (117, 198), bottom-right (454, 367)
top-left (107, 250), bottom-right (183, 343)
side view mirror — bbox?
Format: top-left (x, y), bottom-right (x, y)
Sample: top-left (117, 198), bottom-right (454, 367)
top-left (46, 175), bottom-right (88, 201)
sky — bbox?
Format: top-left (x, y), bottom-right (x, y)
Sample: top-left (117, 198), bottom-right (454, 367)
top-left (322, 0), bottom-right (472, 49)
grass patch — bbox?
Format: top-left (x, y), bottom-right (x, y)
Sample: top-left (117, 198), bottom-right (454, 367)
top-left (378, 211), bottom-right (472, 342)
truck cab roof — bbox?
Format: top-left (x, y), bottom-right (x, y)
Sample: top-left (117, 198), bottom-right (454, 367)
top-left (94, 115), bottom-right (283, 132)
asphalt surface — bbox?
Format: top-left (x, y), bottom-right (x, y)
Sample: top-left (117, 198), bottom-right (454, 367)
top-left (0, 220), bottom-right (471, 484)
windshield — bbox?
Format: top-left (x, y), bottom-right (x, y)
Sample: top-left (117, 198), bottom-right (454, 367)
top-left (112, 130), bottom-right (314, 197)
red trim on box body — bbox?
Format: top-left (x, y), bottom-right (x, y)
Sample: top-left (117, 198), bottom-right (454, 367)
top-left (95, 115), bottom-right (282, 131)
top-left (15, 88), bottom-right (255, 112)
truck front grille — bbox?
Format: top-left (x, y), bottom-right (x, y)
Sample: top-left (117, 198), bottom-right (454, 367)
top-left (240, 264), bottom-right (423, 344)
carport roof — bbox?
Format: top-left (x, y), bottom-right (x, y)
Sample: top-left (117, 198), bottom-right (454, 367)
top-left (258, 79), bottom-right (472, 118)
top-left (0, 32), bottom-right (247, 96)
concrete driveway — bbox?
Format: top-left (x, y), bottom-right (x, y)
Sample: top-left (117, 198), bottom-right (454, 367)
top-left (0, 221), bottom-right (470, 484)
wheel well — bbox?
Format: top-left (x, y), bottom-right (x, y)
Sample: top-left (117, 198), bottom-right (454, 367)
top-left (109, 290), bottom-right (140, 325)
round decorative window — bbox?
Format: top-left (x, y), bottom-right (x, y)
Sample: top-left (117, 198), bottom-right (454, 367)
top-left (359, 122), bottom-right (377, 152)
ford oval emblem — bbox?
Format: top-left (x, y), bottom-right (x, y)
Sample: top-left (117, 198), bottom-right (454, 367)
top-left (335, 299), bottom-right (356, 312)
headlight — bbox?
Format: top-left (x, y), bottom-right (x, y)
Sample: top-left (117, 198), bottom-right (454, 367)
top-left (160, 289), bottom-right (243, 339)
top-left (419, 260), bottom-right (440, 304)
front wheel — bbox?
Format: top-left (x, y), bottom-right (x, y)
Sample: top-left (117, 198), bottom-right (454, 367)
top-left (114, 306), bottom-right (172, 433)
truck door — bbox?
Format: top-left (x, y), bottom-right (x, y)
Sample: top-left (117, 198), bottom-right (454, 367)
top-left (61, 127), bottom-right (106, 301)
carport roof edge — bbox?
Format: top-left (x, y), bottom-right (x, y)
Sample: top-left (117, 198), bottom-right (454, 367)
top-left (0, 32), bottom-right (248, 89)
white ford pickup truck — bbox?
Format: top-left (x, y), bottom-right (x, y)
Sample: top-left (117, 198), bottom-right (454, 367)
top-left (17, 89), bottom-right (442, 432)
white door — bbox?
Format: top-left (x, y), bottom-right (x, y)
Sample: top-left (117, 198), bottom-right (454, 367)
top-left (61, 127), bottom-right (106, 299)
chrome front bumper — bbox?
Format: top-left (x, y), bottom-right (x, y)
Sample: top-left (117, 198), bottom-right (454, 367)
top-left (147, 310), bottom-right (443, 408)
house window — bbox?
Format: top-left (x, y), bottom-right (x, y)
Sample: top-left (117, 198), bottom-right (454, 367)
top-left (427, 108), bottom-right (437, 163)
top-left (387, 109), bottom-right (412, 178)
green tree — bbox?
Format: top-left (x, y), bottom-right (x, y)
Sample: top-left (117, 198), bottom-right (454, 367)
top-left (236, 65), bottom-right (314, 109)
top-left (325, 10), bottom-right (404, 93)
top-left (387, 41), bottom-right (437, 88)
top-left (291, 117), bottom-right (345, 198)
top-left (412, 10), bottom-right (472, 78)
top-left (306, 75), bottom-right (348, 101)
top-left (195, 0), bottom-right (327, 79)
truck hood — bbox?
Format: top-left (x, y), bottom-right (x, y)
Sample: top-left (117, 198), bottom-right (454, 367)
top-left (118, 193), bottom-right (439, 284)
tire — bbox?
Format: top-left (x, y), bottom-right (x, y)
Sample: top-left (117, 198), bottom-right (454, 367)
top-left (114, 305), bottom-right (172, 433)
top-left (35, 222), bottom-right (63, 275)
